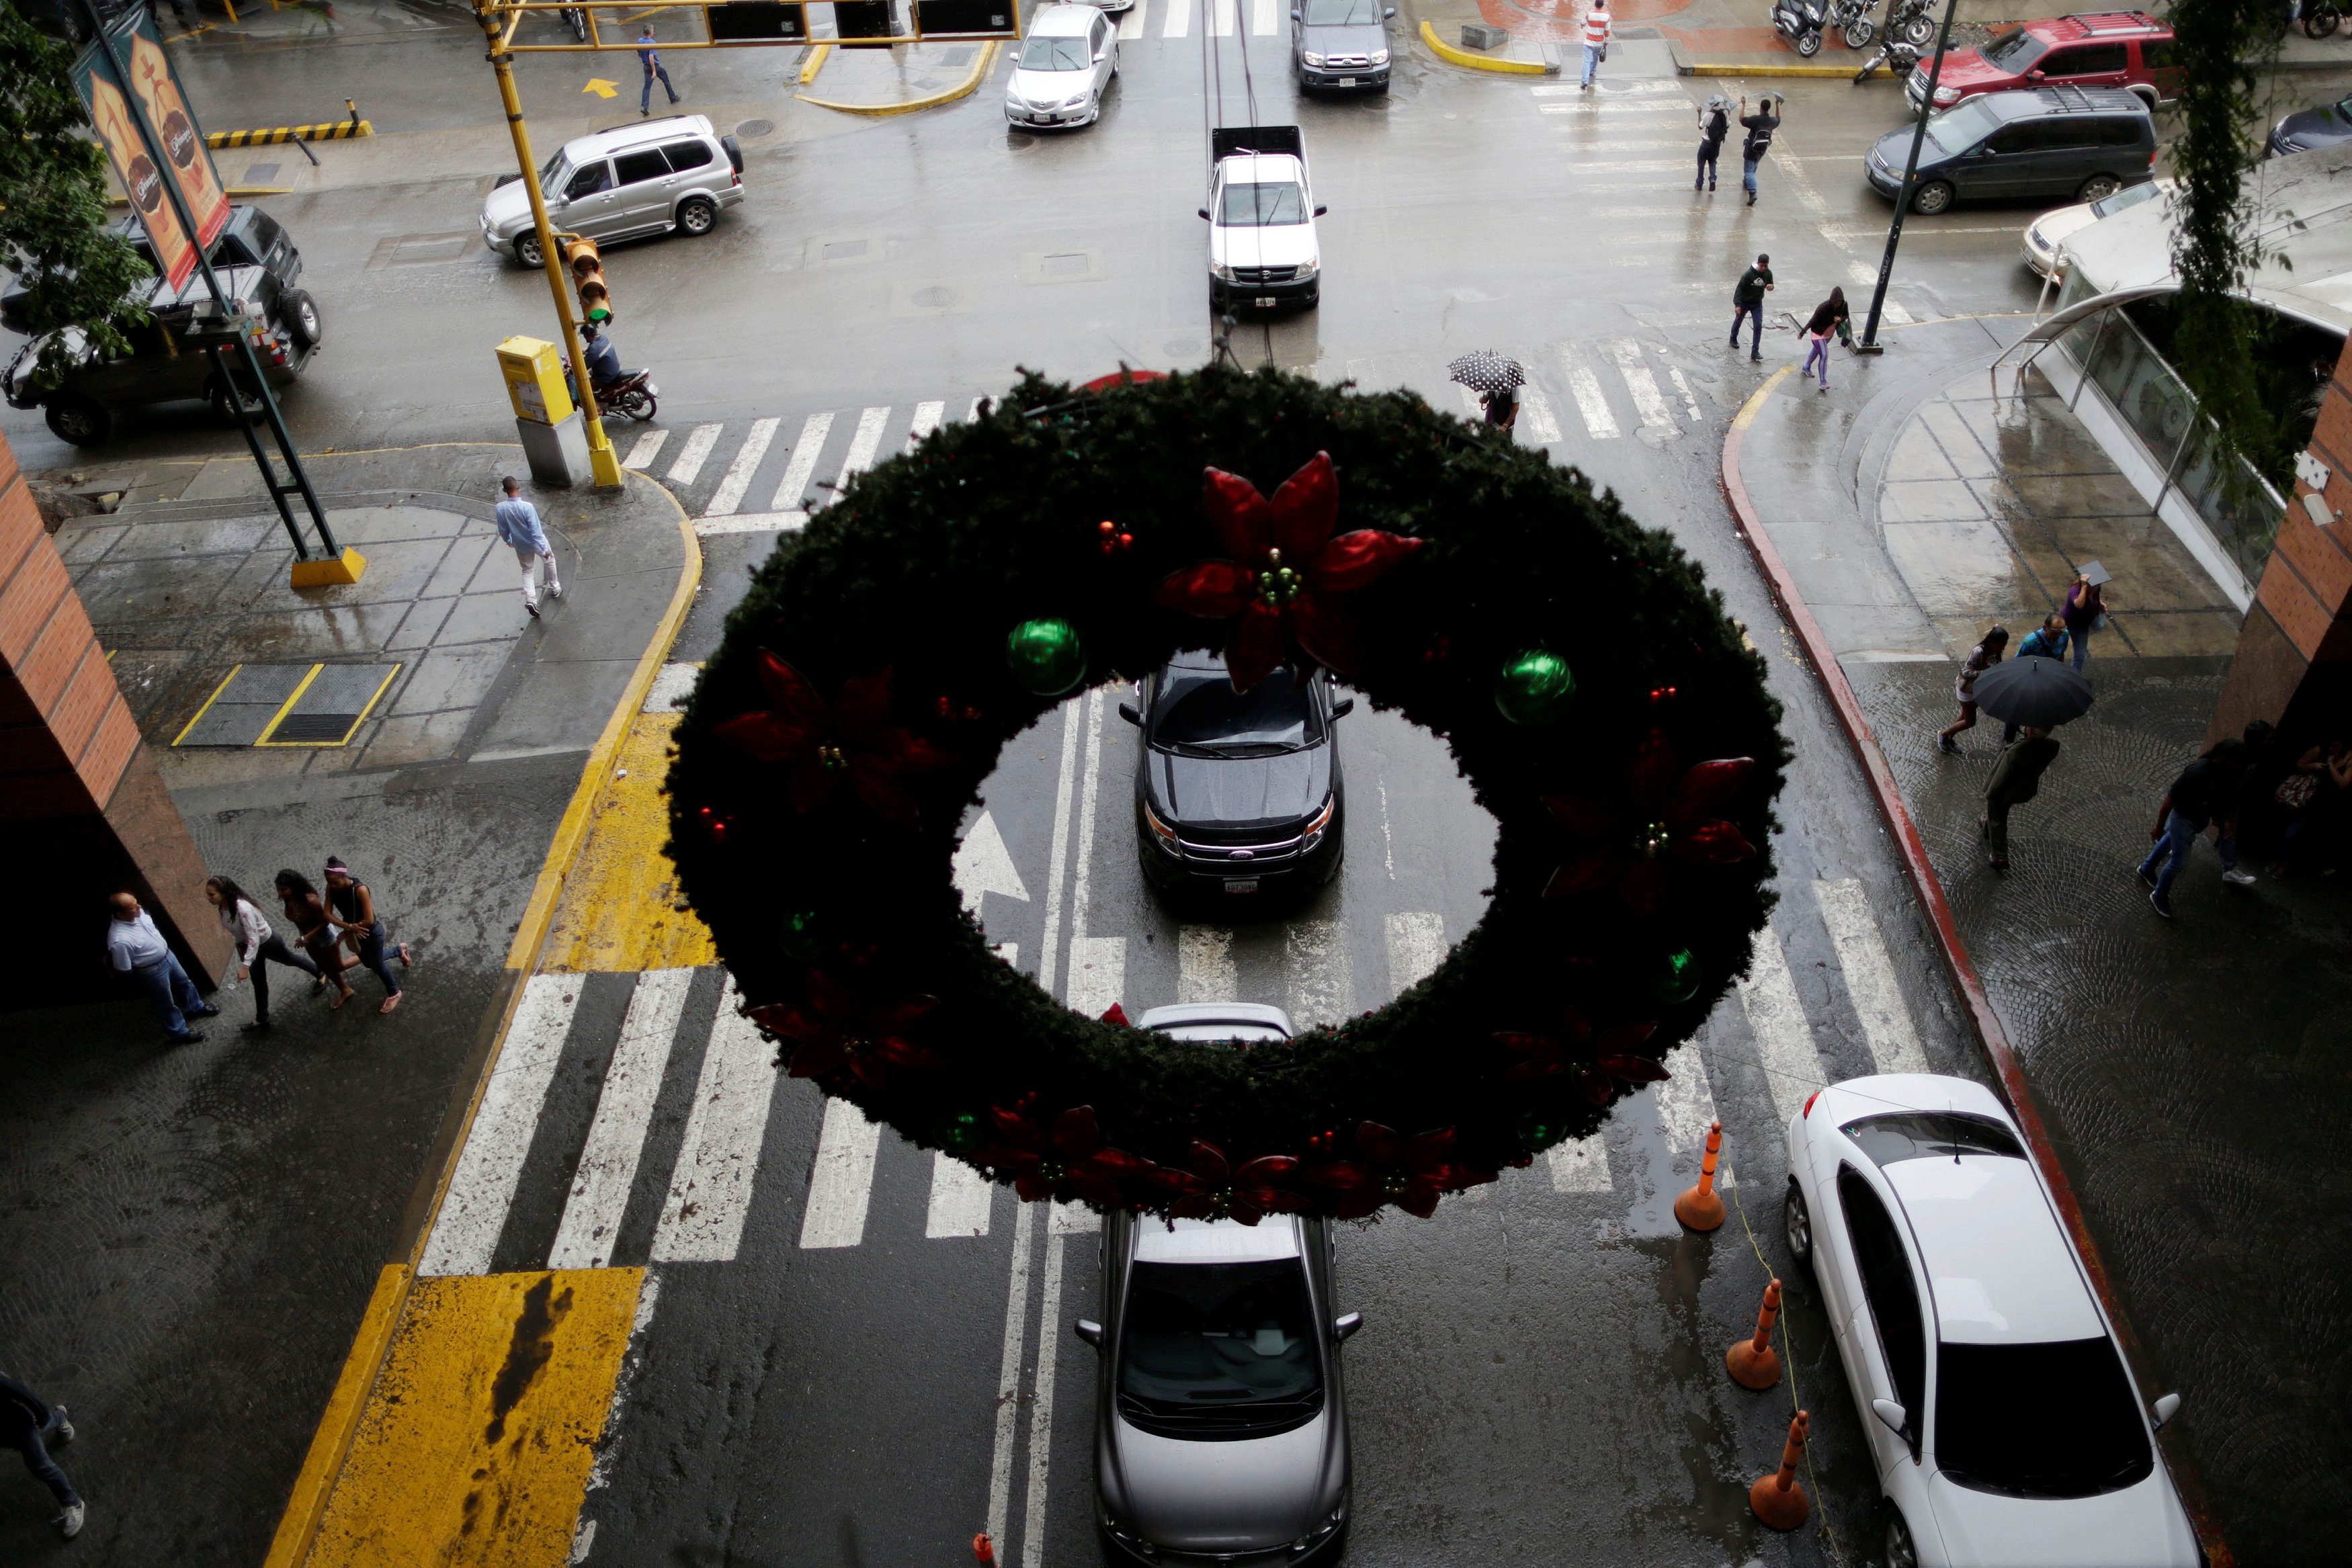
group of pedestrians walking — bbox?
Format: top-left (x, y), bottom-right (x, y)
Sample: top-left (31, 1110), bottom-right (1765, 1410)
top-left (107, 859), bottom-right (411, 1046)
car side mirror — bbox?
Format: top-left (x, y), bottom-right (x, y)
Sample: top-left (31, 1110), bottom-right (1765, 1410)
top-left (1290, 6), bottom-right (1300, 15)
top-left (1314, 204), bottom-right (1328, 216)
top-left (2027, 69), bottom-right (2045, 81)
top-left (1329, 697), bottom-right (1355, 718)
top-left (1331, 1311), bottom-right (1363, 1343)
top-left (1118, 701), bottom-right (1141, 725)
top-left (1199, 208), bottom-right (1212, 220)
top-left (2151, 1392), bottom-right (2181, 1428)
top-left (1871, 1399), bottom-right (1907, 1434)
top-left (1075, 1318), bottom-right (1104, 1348)
top-left (1384, 4), bottom-right (1395, 13)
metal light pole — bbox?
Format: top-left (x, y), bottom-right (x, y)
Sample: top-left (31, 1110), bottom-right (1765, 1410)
top-left (1857, 0), bottom-right (1962, 352)
top-left (473, 3), bottom-right (626, 490)
top-left (73, 0), bottom-right (347, 569)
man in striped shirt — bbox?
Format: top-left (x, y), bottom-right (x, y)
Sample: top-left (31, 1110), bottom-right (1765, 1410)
top-left (1581, 0), bottom-right (1611, 89)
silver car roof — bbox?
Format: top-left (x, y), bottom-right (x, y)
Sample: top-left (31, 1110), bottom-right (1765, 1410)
top-left (1029, 3), bottom-right (1102, 34)
top-left (1134, 1215), bottom-right (1305, 1264)
top-left (1134, 1003), bottom-right (1296, 1043)
top-left (562, 113), bottom-right (717, 162)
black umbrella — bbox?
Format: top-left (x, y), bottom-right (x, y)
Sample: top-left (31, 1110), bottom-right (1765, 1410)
top-left (1968, 655), bottom-right (2095, 728)
top-left (1447, 351), bottom-right (1525, 394)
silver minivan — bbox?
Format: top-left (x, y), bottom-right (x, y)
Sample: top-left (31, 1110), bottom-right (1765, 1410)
top-left (480, 114), bottom-right (744, 267)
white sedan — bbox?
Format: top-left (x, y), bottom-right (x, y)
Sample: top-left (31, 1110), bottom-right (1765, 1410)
top-left (2022, 177), bottom-right (2175, 280)
top-left (1783, 1075), bottom-right (2200, 1568)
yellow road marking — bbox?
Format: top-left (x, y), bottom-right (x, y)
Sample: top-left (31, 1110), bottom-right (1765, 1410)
top-left (1731, 366), bottom-right (1793, 431)
top-left (171, 662), bottom-right (244, 746)
top-left (306, 1270), bottom-right (645, 1567)
top-left (544, 712), bottom-right (716, 973)
top-left (264, 1266), bottom-right (410, 1568)
top-left (584, 76), bottom-right (620, 97)
top-left (253, 662), bottom-right (325, 744)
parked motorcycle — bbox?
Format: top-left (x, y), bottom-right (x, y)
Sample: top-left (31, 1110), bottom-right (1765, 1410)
top-left (1770, 0), bottom-right (1830, 58)
top-left (1884, 0), bottom-right (1935, 48)
top-left (1852, 34), bottom-right (1920, 83)
top-left (2301, 0), bottom-right (2341, 36)
top-left (1826, 0), bottom-right (1879, 50)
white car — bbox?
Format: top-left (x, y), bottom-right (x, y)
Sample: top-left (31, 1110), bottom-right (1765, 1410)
top-left (1005, 4), bottom-right (1119, 130)
top-left (1783, 1075), bottom-right (2199, 1568)
top-left (2023, 177), bottom-right (2175, 279)
top-left (1204, 126), bottom-right (1322, 312)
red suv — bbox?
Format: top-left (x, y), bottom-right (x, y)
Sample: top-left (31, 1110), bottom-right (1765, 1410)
top-left (1907, 13), bottom-right (2181, 114)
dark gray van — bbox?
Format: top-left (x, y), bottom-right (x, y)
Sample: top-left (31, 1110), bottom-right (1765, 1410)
top-left (1865, 85), bottom-right (2156, 216)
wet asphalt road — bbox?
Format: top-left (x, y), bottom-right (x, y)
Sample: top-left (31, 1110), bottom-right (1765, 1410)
top-left (0, 9), bottom-right (2179, 1564)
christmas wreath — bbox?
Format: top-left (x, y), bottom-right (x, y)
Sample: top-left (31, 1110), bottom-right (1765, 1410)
top-left (667, 367), bottom-right (1787, 1223)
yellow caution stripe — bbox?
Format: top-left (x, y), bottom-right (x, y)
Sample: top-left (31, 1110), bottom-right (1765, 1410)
top-left (542, 711), bottom-right (717, 975)
top-left (207, 120), bottom-right (374, 148)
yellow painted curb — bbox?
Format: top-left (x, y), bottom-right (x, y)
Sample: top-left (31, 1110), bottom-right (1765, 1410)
top-left (544, 711), bottom-right (718, 974)
top-left (1419, 19), bottom-right (1550, 75)
top-left (797, 38), bottom-right (1000, 114)
top-left (1683, 61), bottom-right (1863, 77)
top-left (208, 120), bottom-right (374, 148)
top-left (800, 41), bottom-right (831, 84)
top-left (261, 470), bottom-right (700, 1568)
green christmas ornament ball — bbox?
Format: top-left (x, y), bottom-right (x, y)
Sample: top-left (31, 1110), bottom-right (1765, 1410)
top-left (1494, 649), bottom-right (1576, 725)
top-left (1006, 617), bottom-right (1089, 697)
top-left (1651, 947), bottom-right (1702, 1004)
top-left (779, 910), bottom-right (823, 961)
top-left (941, 1110), bottom-right (982, 1152)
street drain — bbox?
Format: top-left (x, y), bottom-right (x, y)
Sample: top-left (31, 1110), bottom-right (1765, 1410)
top-left (1043, 253), bottom-right (1089, 275)
top-left (822, 239), bottom-right (868, 260)
top-left (734, 118), bottom-right (775, 139)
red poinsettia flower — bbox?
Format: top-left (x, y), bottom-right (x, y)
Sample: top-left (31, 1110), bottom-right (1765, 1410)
top-left (1301, 1123), bottom-right (1496, 1219)
top-left (1542, 729), bottom-right (1756, 914)
top-left (1147, 1140), bottom-right (1306, 1225)
top-left (1150, 452), bottom-right (1423, 693)
top-left (713, 652), bottom-right (954, 831)
top-left (751, 969), bottom-right (942, 1091)
top-left (974, 1104), bottom-right (1155, 1207)
top-left (1494, 1010), bottom-right (1667, 1104)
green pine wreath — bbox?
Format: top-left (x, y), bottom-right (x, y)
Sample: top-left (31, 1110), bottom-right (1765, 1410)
top-left (667, 367), bottom-right (1787, 1223)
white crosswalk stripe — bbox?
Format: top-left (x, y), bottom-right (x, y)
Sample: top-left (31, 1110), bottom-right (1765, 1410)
top-left (1250, 0), bottom-right (1275, 32)
top-left (770, 409), bottom-right (834, 519)
top-left (1519, 384), bottom-right (1562, 444)
top-left (420, 975), bottom-right (582, 1277)
top-left (650, 977), bottom-right (780, 1263)
top-left (665, 422), bottom-right (723, 485)
top-left (550, 967), bottom-right (694, 1270)
top-left (1384, 911), bottom-right (1445, 996)
top-left (1212, 0), bottom-right (1236, 34)
top-left (702, 416), bottom-right (778, 519)
top-left (1735, 924), bottom-right (1830, 1131)
top-left (624, 429), bottom-right (669, 470)
top-left (1179, 924), bottom-right (1236, 1002)
top-left (1163, 0), bottom-right (1188, 34)
top-left (837, 405), bottom-right (890, 488)
top-left (1285, 918), bottom-right (1354, 1029)
top-left (928, 1150), bottom-right (997, 1238)
top-left (1814, 878), bottom-right (1931, 1074)
top-left (1606, 339), bottom-right (1677, 430)
top-left (1560, 345), bottom-right (1622, 439)
top-left (1119, 0), bottom-right (1146, 36)
top-left (905, 399), bottom-right (946, 451)
top-left (800, 1096), bottom-right (884, 1249)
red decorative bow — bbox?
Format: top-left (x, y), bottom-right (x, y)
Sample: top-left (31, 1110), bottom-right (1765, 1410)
top-left (1148, 1140), bottom-right (1305, 1225)
top-left (975, 1104), bottom-right (1154, 1207)
top-left (1494, 1010), bottom-right (1667, 1104)
top-left (751, 970), bottom-right (942, 1091)
top-left (1150, 452), bottom-right (1423, 693)
top-left (713, 653), bottom-right (954, 831)
top-left (1542, 729), bottom-right (1756, 913)
top-left (1302, 1123), bottom-right (1495, 1219)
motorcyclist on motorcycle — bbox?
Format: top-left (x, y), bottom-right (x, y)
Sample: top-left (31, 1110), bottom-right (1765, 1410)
top-left (581, 322), bottom-right (623, 392)
top-left (566, 322), bottom-right (659, 421)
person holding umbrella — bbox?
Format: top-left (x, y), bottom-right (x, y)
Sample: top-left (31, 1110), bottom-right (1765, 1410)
top-left (1982, 725), bottom-right (2060, 871)
top-left (1449, 351), bottom-right (1525, 439)
top-left (1695, 94), bottom-right (1730, 192)
top-left (1963, 647), bottom-right (2096, 869)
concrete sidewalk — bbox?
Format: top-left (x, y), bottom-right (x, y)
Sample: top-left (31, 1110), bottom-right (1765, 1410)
top-left (1724, 315), bottom-right (2352, 1564)
top-left (0, 445), bottom-right (692, 1563)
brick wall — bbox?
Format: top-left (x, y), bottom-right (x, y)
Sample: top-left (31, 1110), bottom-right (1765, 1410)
top-left (0, 429), bottom-right (231, 1002)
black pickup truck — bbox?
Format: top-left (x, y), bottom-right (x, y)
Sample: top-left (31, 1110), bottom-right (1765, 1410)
top-left (3, 206), bottom-right (321, 446)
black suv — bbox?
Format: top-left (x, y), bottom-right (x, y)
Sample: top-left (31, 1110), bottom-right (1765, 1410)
top-left (1122, 652), bottom-right (1349, 901)
top-left (2, 206), bottom-right (319, 446)
top-left (1865, 86), bottom-right (2156, 216)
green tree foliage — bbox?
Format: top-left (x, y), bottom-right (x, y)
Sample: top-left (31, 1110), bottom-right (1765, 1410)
top-left (2166, 0), bottom-right (2273, 487)
top-left (0, 2), bottom-right (153, 386)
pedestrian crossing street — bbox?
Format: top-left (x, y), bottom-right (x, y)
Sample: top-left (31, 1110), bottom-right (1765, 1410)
top-left (640, 337), bottom-right (1755, 535)
top-left (416, 866), bottom-right (1935, 1277)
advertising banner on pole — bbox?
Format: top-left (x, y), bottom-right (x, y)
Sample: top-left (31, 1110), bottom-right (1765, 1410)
top-left (124, 10), bottom-right (233, 254)
top-left (68, 11), bottom-right (229, 294)
top-left (73, 48), bottom-right (196, 290)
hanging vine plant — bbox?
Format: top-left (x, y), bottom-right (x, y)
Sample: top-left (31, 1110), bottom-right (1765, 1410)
top-left (665, 367), bottom-right (1788, 1223)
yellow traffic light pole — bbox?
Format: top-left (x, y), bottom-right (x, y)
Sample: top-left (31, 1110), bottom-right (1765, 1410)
top-left (475, 4), bottom-right (625, 489)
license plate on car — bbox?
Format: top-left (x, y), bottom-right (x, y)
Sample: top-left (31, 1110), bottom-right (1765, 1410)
top-left (1255, 297), bottom-right (1277, 308)
top-left (1224, 879), bottom-right (1259, 894)
top-left (1337, 76), bottom-right (1355, 85)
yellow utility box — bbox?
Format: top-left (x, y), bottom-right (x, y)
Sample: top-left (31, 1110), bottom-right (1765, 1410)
top-left (496, 335), bottom-right (574, 425)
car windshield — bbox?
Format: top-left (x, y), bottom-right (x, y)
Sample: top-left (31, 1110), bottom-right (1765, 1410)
top-left (2337, 92), bottom-right (2352, 120)
top-left (1016, 35), bottom-right (1089, 69)
top-left (539, 149), bottom-right (567, 185)
top-left (1118, 1259), bottom-right (1322, 1438)
top-left (1980, 25), bottom-right (2048, 70)
top-left (1841, 1111), bottom-right (2025, 1167)
top-left (1304, 0), bottom-right (1380, 21)
top-left (2089, 179), bottom-right (2164, 218)
top-left (1218, 180), bottom-right (1308, 226)
top-left (1937, 1338), bottom-right (2153, 1497)
top-left (1925, 97), bottom-right (2003, 155)
top-left (1152, 666), bottom-right (1321, 754)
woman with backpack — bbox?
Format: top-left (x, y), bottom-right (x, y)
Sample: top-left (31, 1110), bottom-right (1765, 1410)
top-left (1938, 623), bottom-right (2007, 753)
top-left (1696, 95), bottom-right (1729, 192)
top-left (1802, 288), bottom-right (1848, 392)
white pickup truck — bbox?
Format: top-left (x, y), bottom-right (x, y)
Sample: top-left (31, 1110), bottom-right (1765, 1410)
top-left (1201, 125), bottom-right (1323, 313)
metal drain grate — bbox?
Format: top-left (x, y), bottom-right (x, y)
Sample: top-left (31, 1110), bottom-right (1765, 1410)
top-left (269, 711), bottom-right (366, 744)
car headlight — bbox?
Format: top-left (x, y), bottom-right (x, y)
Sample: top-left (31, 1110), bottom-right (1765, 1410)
top-left (1143, 801), bottom-right (1183, 855)
top-left (1933, 85), bottom-right (1961, 103)
top-left (1300, 793), bottom-right (1335, 852)
top-left (1062, 91), bottom-right (1091, 107)
top-left (1371, 48), bottom-right (1389, 64)
top-left (1210, 261), bottom-right (1236, 281)
top-left (1099, 1509), bottom-right (1158, 1556)
top-left (1302, 50), bottom-right (1324, 64)
top-left (1296, 257), bottom-right (1319, 279)
top-left (1289, 1505), bottom-right (1346, 1553)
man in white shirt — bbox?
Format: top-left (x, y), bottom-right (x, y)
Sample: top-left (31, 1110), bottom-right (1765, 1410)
top-left (1581, 0), bottom-right (1611, 89)
top-left (495, 476), bottom-right (564, 621)
top-left (108, 891), bottom-right (215, 1044)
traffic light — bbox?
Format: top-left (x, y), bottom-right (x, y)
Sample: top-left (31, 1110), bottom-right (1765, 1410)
top-left (560, 236), bottom-right (612, 325)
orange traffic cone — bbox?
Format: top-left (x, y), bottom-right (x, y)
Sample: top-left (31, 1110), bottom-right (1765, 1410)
top-left (1674, 1119), bottom-right (1726, 1231)
top-left (1749, 1410), bottom-right (1810, 1530)
top-left (974, 1532), bottom-right (997, 1565)
top-left (1727, 1278), bottom-right (1783, 1390)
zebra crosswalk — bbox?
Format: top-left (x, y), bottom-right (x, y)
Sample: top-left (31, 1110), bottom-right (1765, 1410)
top-left (417, 867), bottom-right (1943, 1278)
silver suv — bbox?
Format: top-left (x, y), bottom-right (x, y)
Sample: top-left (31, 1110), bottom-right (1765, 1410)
top-left (480, 114), bottom-right (744, 267)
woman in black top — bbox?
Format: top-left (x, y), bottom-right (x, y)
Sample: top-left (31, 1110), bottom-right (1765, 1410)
top-left (278, 869), bottom-right (357, 1010)
top-left (323, 856), bottom-right (409, 1014)
top-left (1802, 288), bottom-right (1848, 391)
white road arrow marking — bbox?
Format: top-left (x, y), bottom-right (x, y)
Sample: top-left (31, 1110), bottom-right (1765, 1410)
top-left (954, 810), bottom-right (1030, 910)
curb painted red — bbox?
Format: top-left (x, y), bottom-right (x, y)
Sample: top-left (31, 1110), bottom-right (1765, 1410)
top-left (1721, 390), bottom-right (2234, 1567)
